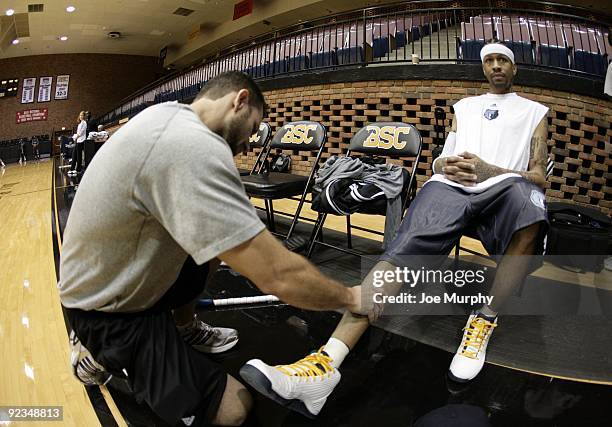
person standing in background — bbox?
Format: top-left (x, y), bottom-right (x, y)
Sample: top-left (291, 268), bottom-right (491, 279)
top-left (31, 136), bottom-right (40, 160)
top-left (68, 111), bottom-right (87, 176)
top-left (18, 138), bottom-right (27, 165)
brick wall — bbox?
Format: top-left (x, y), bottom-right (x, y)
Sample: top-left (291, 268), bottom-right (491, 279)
top-left (236, 80), bottom-right (612, 214)
top-left (0, 54), bottom-right (159, 141)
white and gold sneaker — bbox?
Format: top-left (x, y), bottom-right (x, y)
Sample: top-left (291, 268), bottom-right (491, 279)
top-left (240, 348), bottom-right (340, 418)
top-left (448, 312), bottom-right (498, 382)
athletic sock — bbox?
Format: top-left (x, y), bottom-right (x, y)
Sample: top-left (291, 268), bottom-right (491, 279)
top-left (322, 337), bottom-right (350, 368)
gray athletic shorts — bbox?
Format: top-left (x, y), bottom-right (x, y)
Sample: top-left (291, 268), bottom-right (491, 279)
top-left (380, 177), bottom-right (548, 266)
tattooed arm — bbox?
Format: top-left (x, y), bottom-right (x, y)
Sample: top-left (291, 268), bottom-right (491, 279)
top-left (444, 116), bottom-right (549, 189)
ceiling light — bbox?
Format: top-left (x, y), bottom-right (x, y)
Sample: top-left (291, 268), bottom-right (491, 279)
top-left (59, 36), bottom-right (68, 41)
top-left (66, 6), bottom-right (75, 12)
top-left (6, 9), bottom-right (15, 16)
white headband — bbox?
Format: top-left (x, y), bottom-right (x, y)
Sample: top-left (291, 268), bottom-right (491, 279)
top-left (480, 43), bottom-right (515, 64)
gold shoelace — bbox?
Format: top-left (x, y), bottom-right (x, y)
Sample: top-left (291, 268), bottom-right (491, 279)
top-left (275, 348), bottom-right (335, 379)
top-left (460, 317), bottom-right (498, 359)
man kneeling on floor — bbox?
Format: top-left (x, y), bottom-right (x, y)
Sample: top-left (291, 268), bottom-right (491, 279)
top-left (240, 39), bottom-right (550, 418)
top-left (59, 71), bottom-right (372, 426)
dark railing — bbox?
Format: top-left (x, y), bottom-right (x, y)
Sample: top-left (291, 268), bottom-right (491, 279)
top-left (98, 2), bottom-right (611, 126)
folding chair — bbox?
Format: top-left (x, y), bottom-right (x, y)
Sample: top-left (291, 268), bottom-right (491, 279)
top-left (306, 122), bottom-right (423, 258)
top-left (241, 121), bottom-right (327, 241)
top-left (239, 122), bottom-right (272, 176)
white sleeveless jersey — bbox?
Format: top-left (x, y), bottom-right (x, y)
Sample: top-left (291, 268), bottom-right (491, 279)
top-left (428, 92), bottom-right (548, 192)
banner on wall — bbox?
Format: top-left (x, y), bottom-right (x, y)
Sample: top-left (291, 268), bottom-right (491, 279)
top-left (16, 108), bottom-right (48, 124)
top-left (37, 76), bottom-right (53, 102)
top-left (55, 75), bottom-right (70, 100)
top-left (233, 0), bottom-right (253, 20)
top-left (21, 77), bottom-right (36, 104)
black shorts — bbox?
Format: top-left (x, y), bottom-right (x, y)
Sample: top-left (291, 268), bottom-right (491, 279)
top-left (381, 177), bottom-right (548, 266)
top-left (65, 257), bottom-right (227, 426)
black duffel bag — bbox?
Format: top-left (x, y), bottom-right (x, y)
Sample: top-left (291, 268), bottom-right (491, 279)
top-left (545, 202), bottom-right (611, 272)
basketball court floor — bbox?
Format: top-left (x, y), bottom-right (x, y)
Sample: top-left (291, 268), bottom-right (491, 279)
top-left (0, 158), bottom-right (610, 426)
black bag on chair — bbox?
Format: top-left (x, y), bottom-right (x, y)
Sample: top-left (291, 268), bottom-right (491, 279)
top-left (545, 202), bottom-right (611, 272)
top-left (270, 153), bottom-right (291, 172)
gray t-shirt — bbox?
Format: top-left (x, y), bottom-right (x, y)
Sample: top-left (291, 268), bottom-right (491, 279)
top-left (59, 102), bottom-right (265, 312)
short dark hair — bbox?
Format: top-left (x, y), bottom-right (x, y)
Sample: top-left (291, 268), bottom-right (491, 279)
top-left (196, 71), bottom-right (266, 112)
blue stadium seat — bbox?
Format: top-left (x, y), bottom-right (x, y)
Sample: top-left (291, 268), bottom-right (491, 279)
top-left (505, 41), bottom-right (534, 64)
top-left (395, 31), bottom-right (407, 48)
top-left (188, 83), bottom-right (199, 98)
top-left (336, 46), bottom-right (365, 64)
top-left (411, 26), bottom-right (420, 42)
top-left (247, 64), bottom-right (266, 78)
top-left (264, 60), bottom-right (286, 76)
top-left (539, 45), bottom-right (569, 68)
top-left (460, 40), bottom-right (485, 61)
top-left (287, 55), bottom-right (309, 72)
top-left (573, 50), bottom-right (607, 76)
top-left (372, 37), bottom-right (389, 58)
top-left (310, 51), bottom-right (336, 68)
top-left (421, 24), bottom-right (430, 37)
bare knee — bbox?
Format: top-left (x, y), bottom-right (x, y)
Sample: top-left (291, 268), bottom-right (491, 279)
top-left (211, 375), bottom-right (252, 426)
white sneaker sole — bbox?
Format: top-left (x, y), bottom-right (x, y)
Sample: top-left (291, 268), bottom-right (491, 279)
top-left (194, 337), bottom-right (238, 354)
top-left (239, 362), bottom-right (318, 419)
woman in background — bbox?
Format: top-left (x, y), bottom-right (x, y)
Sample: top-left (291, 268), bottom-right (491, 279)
top-left (68, 111), bottom-right (87, 176)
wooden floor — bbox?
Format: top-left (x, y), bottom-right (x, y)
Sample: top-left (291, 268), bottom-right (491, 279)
top-left (0, 161), bottom-right (99, 426)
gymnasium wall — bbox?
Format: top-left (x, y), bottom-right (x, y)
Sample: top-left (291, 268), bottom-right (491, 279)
top-left (236, 79), bottom-right (612, 214)
top-left (0, 54), bottom-right (159, 141)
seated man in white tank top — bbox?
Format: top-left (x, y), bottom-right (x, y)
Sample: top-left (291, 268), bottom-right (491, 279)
top-left (240, 39), bottom-right (550, 417)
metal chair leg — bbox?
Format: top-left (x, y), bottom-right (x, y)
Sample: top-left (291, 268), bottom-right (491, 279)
top-left (346, 216), bottom-right (353, 249)
top-left (268, 199), bottom-right (276, 232)
top-left (263, 199), bottom-right (272, 229)
top-left (306, 213), bottom-right (327, 259)
top-left (286, 185), bottom-right (312, 240)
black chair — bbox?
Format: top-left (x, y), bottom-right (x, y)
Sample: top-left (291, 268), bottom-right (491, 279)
top-left (239, 122), bottom-right (272, 176)
top-left (306, 122), bottom-right (423, 258)
top-left (241, 121), bottom-right (327, 241)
